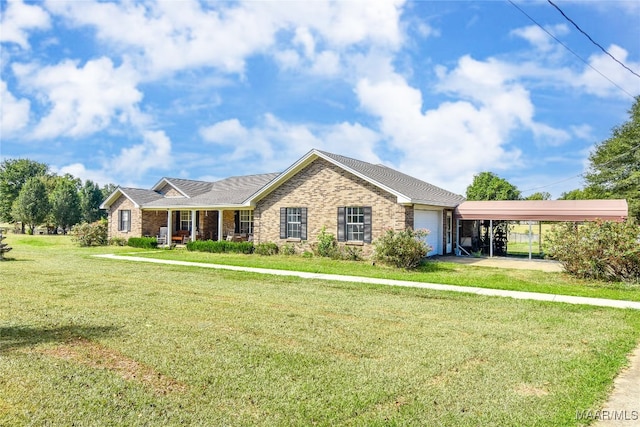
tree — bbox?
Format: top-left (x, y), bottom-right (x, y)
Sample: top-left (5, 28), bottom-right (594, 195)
top-left (80, 180), bottom-right (106, 223)
top-left (11, 177), bottom-right (50, 234)
top-left (525, 192), bottom-right (551, 201)
top-left (0, 159), bottom-right (48, 228)
top-left (50, 177), bottom-right (81, 234)
top-left (585, 96), bottom-right (640, 220)
top-left (466, 172), bottom-right (521, 201)
top-left (558, 188), bottom-right (602, 200)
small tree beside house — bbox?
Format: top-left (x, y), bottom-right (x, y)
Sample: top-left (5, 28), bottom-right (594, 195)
top-left (0, 229), bottom-right (12, 260)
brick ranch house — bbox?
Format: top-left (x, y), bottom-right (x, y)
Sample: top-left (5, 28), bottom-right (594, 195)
top-left (100, 149), bottom-right (466, 256)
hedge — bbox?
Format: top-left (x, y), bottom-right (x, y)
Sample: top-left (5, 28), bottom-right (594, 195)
top-left (186, 240), bottom-right (254, 254)
top-left (127, 237), bottom-right (158, 249)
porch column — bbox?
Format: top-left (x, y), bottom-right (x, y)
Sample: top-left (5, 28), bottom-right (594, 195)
top-left (191, 210), bottom-right (197, 242)
top-left (489, 219), bottom-right (493, 257)
top-left (167, 209), bottom-right (172, 245)
top-left (218, 209), bottom-right (223, 241)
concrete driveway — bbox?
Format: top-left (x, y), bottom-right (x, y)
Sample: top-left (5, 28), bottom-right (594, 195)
top-left (437, 255), bottom-right (564, 272)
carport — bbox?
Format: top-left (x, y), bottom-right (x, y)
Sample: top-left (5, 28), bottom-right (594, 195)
top-left (453, 200), bottom-right (628, 259)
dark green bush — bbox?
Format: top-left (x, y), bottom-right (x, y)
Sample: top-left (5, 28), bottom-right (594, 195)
top-left (127, 237), bottom-right (158, 249)
top-left (280, 243), bottom-right (296, 255)
top-left (70, 219), bottom-right (108, 247)
top-left (316, 227), bottom-right (339, 258)
top-left (342, 245), bottom-right (363, 261)
top-left (254, 242), bottom-right (279, 256)
top-left (373, 228), bottom-right (430, 269)
top-left (109, 237), bottom-right (128, 246)
top-left (187, 239), bottom-right (254, 254)
top-left (545, 220), bottom-right (640, 283)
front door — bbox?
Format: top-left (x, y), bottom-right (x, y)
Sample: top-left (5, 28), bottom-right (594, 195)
top-left (446, 211), bottom-right (452, 253)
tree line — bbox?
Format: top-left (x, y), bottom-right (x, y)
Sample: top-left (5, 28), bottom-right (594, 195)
top-left (465, 96), bottom-right (639, 222)
top-left (0, 159), bottom-right (115, 234)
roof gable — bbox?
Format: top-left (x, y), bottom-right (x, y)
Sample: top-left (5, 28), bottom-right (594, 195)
top-left (99, 187), bottom-right (164, 209)
top-left (247, 149), bottom-right (465, 207)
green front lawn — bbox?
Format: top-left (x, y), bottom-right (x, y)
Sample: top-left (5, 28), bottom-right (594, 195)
top-left (124, 245), bottom-right (640, 302)
top-left (1, 234), bottom-right (640, 425)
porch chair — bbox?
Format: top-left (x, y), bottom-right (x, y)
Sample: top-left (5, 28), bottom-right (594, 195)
top-left (157, 227), bottom-right (168, 246)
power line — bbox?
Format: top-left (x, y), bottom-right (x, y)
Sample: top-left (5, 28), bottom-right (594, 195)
top-left (547, 0), bottom-right (640, 79)
top-left (521, 139), bottom-right (640, 194)
top-left (507, 0), bottom-right (636, 100)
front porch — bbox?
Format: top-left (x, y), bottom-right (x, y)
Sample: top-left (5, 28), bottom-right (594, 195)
top-left (141, 209), bottom-right (253, 245)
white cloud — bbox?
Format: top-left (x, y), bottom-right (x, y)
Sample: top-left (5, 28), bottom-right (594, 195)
top-left (510, 24), bottom-right (569, 52)
top-left (355, 55), bottom-right (549, 193)
top-left (571, 45), bottom-right (640, 98)
top-left (111, 130), bottom-right (172, 178)
top-left (0, 79), bottom-right (30, 135)
top-left (0, 0), bottom-right (50, 49)
top-left (12, 57), bottom-right (142, 139)
top-left (52, 163), bottom-right (113, 187)
top-left (199, 114), bottom-right (382, 173)
top-left (44, 0), bottom-right (406, 78)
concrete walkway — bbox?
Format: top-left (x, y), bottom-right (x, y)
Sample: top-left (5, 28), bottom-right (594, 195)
top-left (95, 253), bottom-right (640, 421)
top-left (94, 254), bottom-right (640, 310)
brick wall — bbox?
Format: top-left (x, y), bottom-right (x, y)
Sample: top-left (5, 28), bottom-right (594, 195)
top-left (107, 196), bottom-right (142, 239)
top-left (253, 158), bottom-right (411, 256)
top-left (142, 211), bottom-right (167, 237)
top-left (158, 183), bottom-right (182, 197)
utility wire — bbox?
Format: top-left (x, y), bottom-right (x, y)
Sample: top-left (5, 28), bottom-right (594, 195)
top-left (507, 0), bottom-right (636, 99)
top-left (521, 139), bottom-right (640, 194)
top-left (547, 0), bottom-right (640, 79)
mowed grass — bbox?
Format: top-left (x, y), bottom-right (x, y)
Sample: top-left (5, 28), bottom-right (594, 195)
top-left (2, 234), bottom-right (640, 426)
top-left (128, 247), bottom-right (640, 302)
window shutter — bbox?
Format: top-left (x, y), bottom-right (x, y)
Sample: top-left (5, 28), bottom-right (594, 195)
top-left (364, 206), bottom-right (372, 243)
top-left (337, 207), bottom-right (345, 242)
top-left (118, 210), bottom-right (123, 231)
top-left (196, 211), bottom-right (200, 232)
top-left (175, 211), bottom-right (180, 230)
top-left (127, 211), bottom-right (131, 232)
top-left (301, 208), bottom-right (307, 240)
top-left (280, 208), bottom-right (287, 239)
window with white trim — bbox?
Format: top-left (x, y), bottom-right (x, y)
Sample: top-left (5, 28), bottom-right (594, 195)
top-left (346, 207), bottom-right (365, 241)
top-left (180, 211), bottom-right (191, 230)
top-left (287, 208), bottom-right (302, 239)
top-left (239, 210), bottom-right (253, 234)
top-left (118, 210), bottom-right (131, 232)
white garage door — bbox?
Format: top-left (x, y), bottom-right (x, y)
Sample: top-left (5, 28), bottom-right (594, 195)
top-left (414, 210), bottom-right (441, 256)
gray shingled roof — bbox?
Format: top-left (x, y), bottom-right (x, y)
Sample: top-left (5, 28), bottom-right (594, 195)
top-left (119, 187), bottom-right (165, 206)
top-left (317, 150), bottom-right (465, 207)
top-left (143, 173), bottom-right (280, 208)
top-left (161, 178), bottom-right (213, 197)
top-left (108, 150), bottom-right (463, 209)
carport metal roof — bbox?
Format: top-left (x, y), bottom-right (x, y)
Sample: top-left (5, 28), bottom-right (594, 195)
top-left (454, 200), bottom-right (628, 222)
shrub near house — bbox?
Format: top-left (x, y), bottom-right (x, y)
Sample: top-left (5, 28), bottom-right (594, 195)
top-left (545, 220), bottom-right (640, 283)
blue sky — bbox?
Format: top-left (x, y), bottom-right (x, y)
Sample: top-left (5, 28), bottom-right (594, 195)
top-left (1, 0), bottom-right (639, 198)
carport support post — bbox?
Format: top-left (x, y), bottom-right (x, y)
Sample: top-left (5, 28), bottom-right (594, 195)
top-left (489, 219), bottom-right (493, 257)
top-left (456, 219), bottom-right (460, 256)
top-left (528, 221), bottom-right (533, 260)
